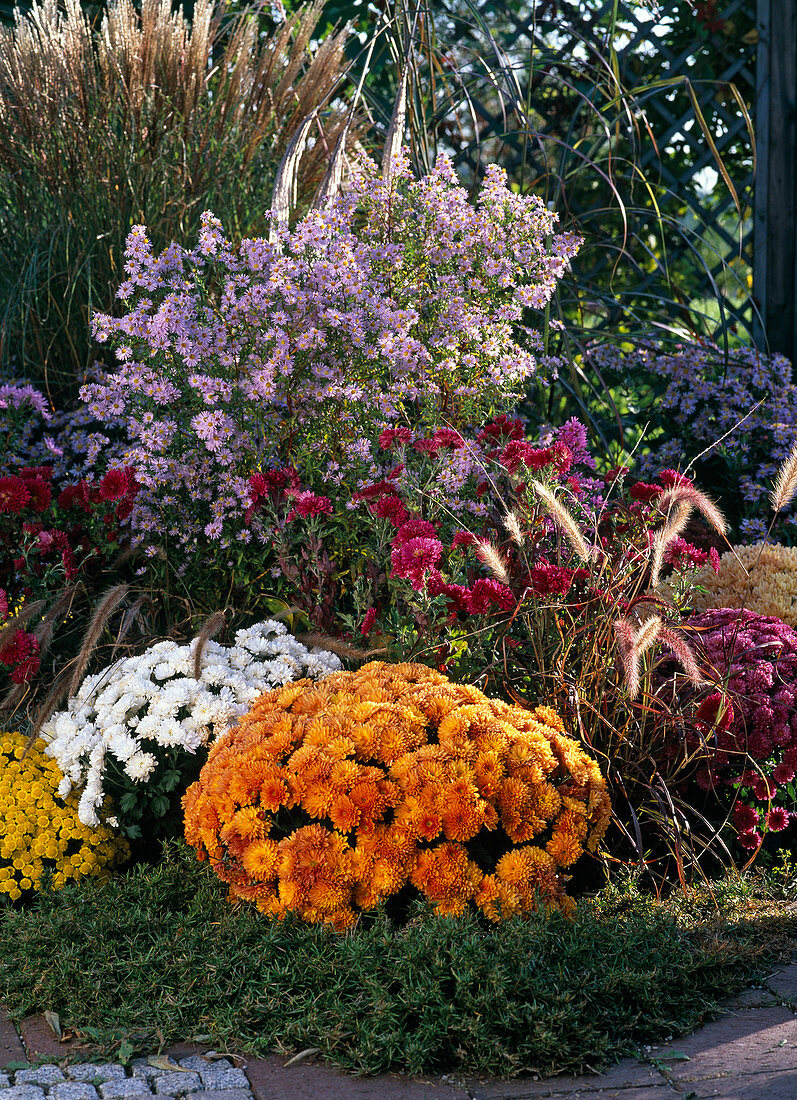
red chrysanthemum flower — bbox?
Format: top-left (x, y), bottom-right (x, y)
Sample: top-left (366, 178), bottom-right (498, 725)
top-left (732, 803), bottom-right (759, 831)
top-left (431, 428), bottom-right (465, 450)
top-left (359, 608), bottom-right (377, 636)
top-left (393, 518), bottom-right (438, 546)
top-left (391, 537), bottom-right (443, 577)
top-left (773, 761), bottom-right (795, 785)
top-left (99, 468), bottom-right (131, 501)
top-left (0, 476), bottom-right (31, 514)
top-left (23, 477), bottom-right (52, 513)
top-left (412, 438), bottom-right (440, 458)
top-left (370, 495), bottom-right (410, 526)
top-left (530, 561), bottom-right (575, 598)
top-left (353, 480), bottom-right (396, 502)
top-left (658, 469), bottom-right (692, 489)
top-left (628, 481), bottom-right (663, 502)
top-left (476, 415), bottom-right (524, 449)
top-left (500, 441), bottom-right (554, 475)
top-left (287, 491), bottom-right (334, 518)
top-left (57, 480), bottom-right (91, 512)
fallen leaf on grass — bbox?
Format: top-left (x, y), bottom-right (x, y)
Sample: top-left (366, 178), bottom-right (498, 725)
top-left (147, 1057), bottom-right (194, 1073)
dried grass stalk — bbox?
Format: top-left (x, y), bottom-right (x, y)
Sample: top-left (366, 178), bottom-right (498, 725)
top-left (192, 610), bottom-right (226, 680)
top-left (0, 599), bottom-right (46, 650)
top-left (68, 583), bottom-right (129, 696)
top-left (32, 584), bottom-right (79, 662)
top-left (650, 500), bottom-right (692, 588)
top-left (502, 509), bottom-right (524, 546)
top-left (658, 626), bottom-right (706, 686)
top-left (382, 65), bottom-right (408, 179)
top-left (474, 539), bottom-right (510, 583)
top-left (27, 666), bottom-right (75, 746)
top-left (297, 631), bottom-right (386, 661)
top-left (531, 480), bottom-right (592, 562)
top-left (656, 483), bottom-right (726, 536)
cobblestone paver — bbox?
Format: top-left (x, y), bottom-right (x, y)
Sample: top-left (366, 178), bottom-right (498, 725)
top-left (0, 1060), bottom-right (254, 1100)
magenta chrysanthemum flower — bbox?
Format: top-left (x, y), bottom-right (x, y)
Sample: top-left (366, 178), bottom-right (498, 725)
top-left (500, 441), bottom-right (553, 475)
top-left (732, 803), bottom-right (759, 831)
top-left (736, 828), bottom-right (762, 851)
top-left (370, 495), bottom-right (409, 526)
top-left (465, 578), bottom-right (516, 614)
top-left (766, 806), bottom-right (791, 832)
top-left (530, 561), bottom-right (575, 597)
top-left (431, 428), bottom-right (465, 450)
top-left (378, 427), bottom-right (412, 450)
top-left (99, 468), bottom-right (131, 501)
top-left (773, 761), bottom-right (796, 785)
top-left (393, 518), bottom-right (438, 546)
top-left (359, 607), bottom-right (377, 636)
top-left (392, 537), bottom-right (443, 575)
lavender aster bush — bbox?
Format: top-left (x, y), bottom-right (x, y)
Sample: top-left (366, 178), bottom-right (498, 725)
top-left (83, 154), bottom-right (580, 556)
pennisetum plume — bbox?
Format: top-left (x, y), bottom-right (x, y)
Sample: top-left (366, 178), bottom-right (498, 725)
top-left (770, 439), bottom-right (797, 513)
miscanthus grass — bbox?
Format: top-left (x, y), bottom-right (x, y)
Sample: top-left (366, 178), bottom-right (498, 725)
top-left (0, 842), bottom-right (794, 1078)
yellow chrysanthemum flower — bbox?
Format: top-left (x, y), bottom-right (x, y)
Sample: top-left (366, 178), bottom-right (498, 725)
top-left (0, 732), bottom-right (128, 901)
top-left (691, 542), bottom-right (797, 625)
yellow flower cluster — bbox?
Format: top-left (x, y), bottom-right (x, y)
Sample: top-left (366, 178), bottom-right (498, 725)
top-left (692, 542), bottom-right (797, 626)
top-left (184, 662), bottom-right (610, 930)
top-left (0, 732), bottom-right (129, 901)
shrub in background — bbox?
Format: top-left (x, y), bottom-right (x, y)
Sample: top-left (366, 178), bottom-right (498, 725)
top-left (0, 731), bottom-right (128, 902)
top-left (590, 340), bottom-right (797, 541)
top-left (4, 376), bottom-right (126, 483)
top-left (42, 620), bottom-right (341, 837)
top-left (691, 543), bottom-right (797, 627)
top-left (0, 0), bottom-right (353, 392)
top-left (183, 661), bottom-right (611, 929)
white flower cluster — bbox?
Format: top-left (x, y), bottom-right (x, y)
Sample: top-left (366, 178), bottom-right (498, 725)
top-left (41, 620), bottom-right (341, 827)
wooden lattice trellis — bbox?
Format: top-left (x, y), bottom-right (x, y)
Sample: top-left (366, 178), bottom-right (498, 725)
top-left (425, 0), bottom-right (758, 339)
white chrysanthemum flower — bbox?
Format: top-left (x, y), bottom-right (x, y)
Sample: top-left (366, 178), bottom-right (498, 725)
top-left (125, 751), bottom-right (157, 781)
top-left (40, 621), bottom-right (341, 828)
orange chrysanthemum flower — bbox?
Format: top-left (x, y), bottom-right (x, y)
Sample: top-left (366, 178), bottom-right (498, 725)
top-left (183, 662), bottom-right (610, 928)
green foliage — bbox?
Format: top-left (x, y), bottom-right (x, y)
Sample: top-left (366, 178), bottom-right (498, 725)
top-left (0, 841), bottom-right (794, 1077)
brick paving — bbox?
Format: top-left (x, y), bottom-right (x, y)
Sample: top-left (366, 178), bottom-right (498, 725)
top-left (1, 950), bottom-right (795, 1100)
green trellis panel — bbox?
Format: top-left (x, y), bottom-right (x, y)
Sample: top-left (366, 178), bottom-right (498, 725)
top-left (436, 0), bottom-right (758, 337)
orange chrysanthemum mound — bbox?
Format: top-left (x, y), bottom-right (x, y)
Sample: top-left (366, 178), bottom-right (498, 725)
top-left (183, 662), bottom-right (610, 930)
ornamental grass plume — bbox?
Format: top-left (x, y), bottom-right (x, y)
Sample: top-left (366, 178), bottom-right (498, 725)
top-left (0, 731), bottom-right (128, 901)
top-left (183, 662), bottom-right (611, 930)
top-left (530, 481), bottom-right (592, 562)
top-left (770, 439), bottom-right (797, 514)
top-left (691, 542), bottom-right (797, 627)
top-left (0, 0), bottom-right (354, 391)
